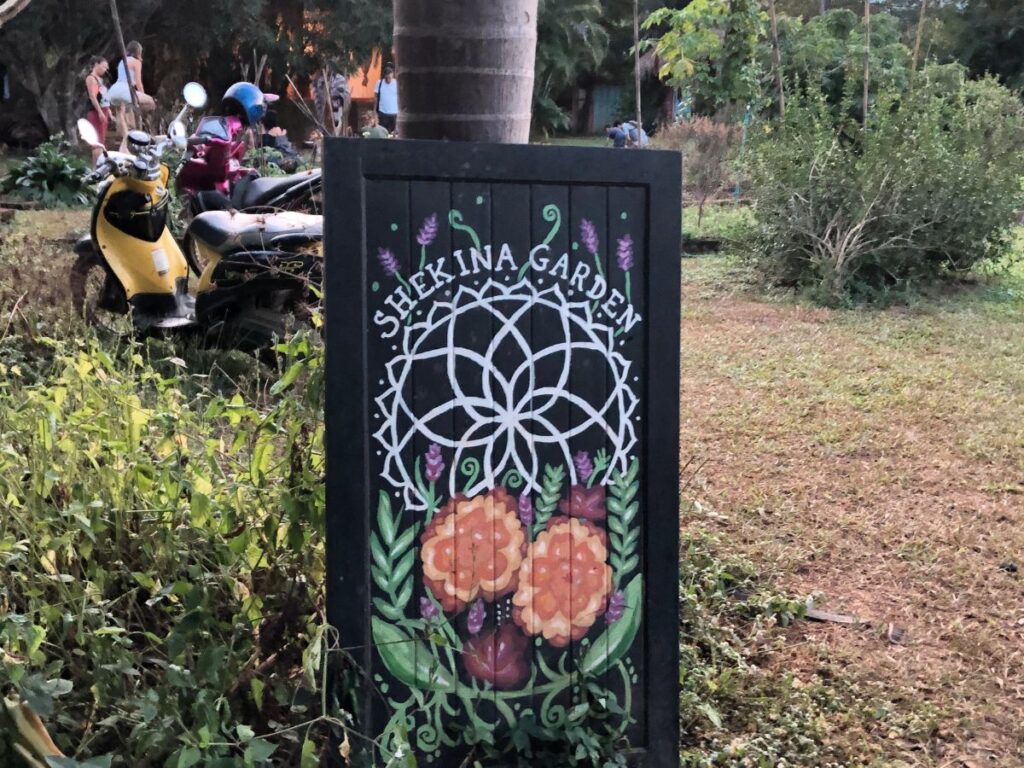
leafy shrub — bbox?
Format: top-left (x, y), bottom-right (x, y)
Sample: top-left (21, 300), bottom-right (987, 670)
top-left (0, 333), bottom-right (334, 767)
top-left (0, 137), bottom-right (92, 208)
top-left (655, 118), bottom-right (741, 227)
top-left (743, 72), bottom-right (1024, 303)
top-left (676, 535), bottom-right (856, 767)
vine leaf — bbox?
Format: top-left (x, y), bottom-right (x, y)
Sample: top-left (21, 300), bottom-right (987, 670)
top-left (533, 463), bottom-right (567, 538)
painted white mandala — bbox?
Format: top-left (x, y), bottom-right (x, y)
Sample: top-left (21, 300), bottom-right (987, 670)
top-left (374, 279), bottom-right (639, 511)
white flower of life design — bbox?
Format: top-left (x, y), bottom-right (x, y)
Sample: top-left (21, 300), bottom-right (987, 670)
top-left (374, 279), bottom-right (639, 510)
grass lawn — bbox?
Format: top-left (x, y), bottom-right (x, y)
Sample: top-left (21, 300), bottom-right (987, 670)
top-left (681, 205), bottom-right (1024, 765)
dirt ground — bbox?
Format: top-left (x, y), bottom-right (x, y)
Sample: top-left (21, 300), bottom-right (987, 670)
top-left (680, 254), bottom-right (1024, 766)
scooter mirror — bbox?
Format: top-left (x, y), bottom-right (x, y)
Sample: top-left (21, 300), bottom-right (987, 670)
top-left (183, 82), bottom-right (208, 109)
top-left (77, 118), bottom-right (101, 148)
top-left (169, 120), bottom-right (188, 149)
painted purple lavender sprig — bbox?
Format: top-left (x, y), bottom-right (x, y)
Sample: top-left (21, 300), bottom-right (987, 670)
top-left (573, 451), bottom-right (594, 485)
top-left (425, 443), bottom-right (444, 483)
top-left (418, 444), bottom-right (445, 521)
top-left (617, 234), bottom-right (635, 307)
top-left (616, 234), bottom-right (634, 271)
top-left (376, 246), bottom-right (413, 319)
top-left (377, 247), bottom-right (400, 277)
top-left (416, 213), bottom-right (439, 269)
top-left (605, 590), bottom-right (626, 625)
top-left (467, 598), bottom-right (486, 635)
top-left (420, 596), bottom-right (439, 621)
top-left (517, 494), bottom-right (534, 528)
top-left (579, 217), bottom-right (606, 277)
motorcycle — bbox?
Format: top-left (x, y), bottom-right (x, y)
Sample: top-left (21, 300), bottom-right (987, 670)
top-left (175, 85), bottom-right (321, 210)
top-left (173, 83), bottom-right (322, 276)
top-left (72, 118), bottom-right (322, 351)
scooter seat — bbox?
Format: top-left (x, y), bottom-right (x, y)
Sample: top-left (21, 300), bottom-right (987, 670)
top-left (232, 170), bottom-right (321, 210)
top-left (188, 210), bottom-right (322, 255)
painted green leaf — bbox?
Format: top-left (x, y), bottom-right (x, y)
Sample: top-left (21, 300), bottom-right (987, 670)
top-left (370, 533), bottom-right (390, 575)
top-left (372, 617), bottom-right (455, 692)
top-left (388, 549), bottom-right (416, 594)
top-left (578, 575), bottom-right (642, 677)
top-left (377, 491), bottom-right (396, 546)
top-left (372, 597), bottom-right (406, 623)
top-left (392, 524), bottom-right (417, 557)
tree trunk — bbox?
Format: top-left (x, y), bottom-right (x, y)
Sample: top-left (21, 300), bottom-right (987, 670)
top-left (818, 0), bottom-right (828, 15)
top-left (393, 0), bottom-right (538, 142)
top-left (767, 0), bottom-right (785, 120)
top-left (863, 0), bottom-right (870, 128)
top-left (0, 0), bottom-right (32, 27)
top-left (633, 0), bottom-right (642, 139)
top-left (911, 0), bottom-right (928, 73)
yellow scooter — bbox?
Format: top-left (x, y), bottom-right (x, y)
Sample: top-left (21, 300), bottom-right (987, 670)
top-left (73, 119), bottom-right (322, 349)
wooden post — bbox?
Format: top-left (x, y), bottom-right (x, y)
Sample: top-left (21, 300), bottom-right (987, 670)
top-left (911, 0), bottom-right (928, 73)
top-left (324, 138), bottom-right (683, 767)
top-left (863, 0), bottom-right (871, 128)
top-left (108, 0), bottom-right (141, 130)
top-left (634, 0), bottom-right (643, 144)
top-left (768, 0), bottom-right (785, 120)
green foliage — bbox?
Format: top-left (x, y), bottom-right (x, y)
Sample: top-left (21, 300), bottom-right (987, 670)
top-left (742, 74), bottom-right (1024, 303)
top-left (533, 0), bottom-right (609, 136)
top-left (0, 137), bottom-right (92, 208)
top-left (0, 330), bottom-right (335, 767)
top-left (675, 535), bottom-right (855, 767)
top-left (780, 9), bottom-right (912, 116)
top-left (644, 0), bottom-right (768, 111)
top-left (942, 0), bottom-right (1024, 91)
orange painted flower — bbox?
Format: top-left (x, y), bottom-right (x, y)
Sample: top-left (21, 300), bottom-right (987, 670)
top-left (420, 488), bottom-right (526, 613)
top-left (512, 517), bottom-right (613, 648)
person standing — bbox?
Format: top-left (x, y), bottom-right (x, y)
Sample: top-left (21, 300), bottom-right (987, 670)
top-left (108, 41), bottom-right (156, 134)
top-left (313, 65), bottom-right (350, 135)
top-left (83, 56), bottom-right (112, 163)
top-left (375, 63), bottom-right (399, 134)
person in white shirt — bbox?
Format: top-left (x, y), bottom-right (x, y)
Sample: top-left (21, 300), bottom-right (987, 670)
top-left (375, 63), bottom-right (399, 134)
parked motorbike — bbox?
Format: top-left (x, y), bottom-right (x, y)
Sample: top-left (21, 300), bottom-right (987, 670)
top-left (175, 82), bottom-right (322, 275)
top-left (72, 118), bottom-right (322, 351)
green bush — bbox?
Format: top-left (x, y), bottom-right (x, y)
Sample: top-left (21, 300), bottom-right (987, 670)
top-left (0, 137), bottom-right (93, 208)
top-left (742, 72), bottom-right (1024, 303)
top-left (0, 334), bottom-right (333, 767)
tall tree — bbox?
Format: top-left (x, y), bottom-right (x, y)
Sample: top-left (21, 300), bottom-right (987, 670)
top-left (0, 0), bottom-right (163, 135)
top-left (393, 0), bottom-right (538, 142)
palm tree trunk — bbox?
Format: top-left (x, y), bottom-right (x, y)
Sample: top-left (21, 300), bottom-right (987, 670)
top-left (393, 0), bottom-right (538, 142)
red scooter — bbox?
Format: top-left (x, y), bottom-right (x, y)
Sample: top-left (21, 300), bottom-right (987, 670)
top-left (174, 83), bottom-right (322, 274)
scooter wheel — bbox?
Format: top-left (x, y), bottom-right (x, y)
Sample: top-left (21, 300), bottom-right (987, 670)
top-left (70, 250), bottom-right (129, 329)
top-left (209, 307), bottom-right (289, 357)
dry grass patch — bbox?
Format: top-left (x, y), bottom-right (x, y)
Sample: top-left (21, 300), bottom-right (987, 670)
top-left (681, 248), bottom-right (1024, 766)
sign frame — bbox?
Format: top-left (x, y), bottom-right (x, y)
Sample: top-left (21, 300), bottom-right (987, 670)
top-left (324, 138), bottom-right (681, 765)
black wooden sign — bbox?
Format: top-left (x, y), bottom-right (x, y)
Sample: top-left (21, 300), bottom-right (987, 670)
top-left (325, 139), bottom-right (681, 766)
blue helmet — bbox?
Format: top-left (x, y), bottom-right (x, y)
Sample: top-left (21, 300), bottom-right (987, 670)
top-left (221, 82), bottom-right (266, 126)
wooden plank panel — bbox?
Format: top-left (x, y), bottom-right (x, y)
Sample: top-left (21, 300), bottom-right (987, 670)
top-left (325, 138), bottom-right (681, 766)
